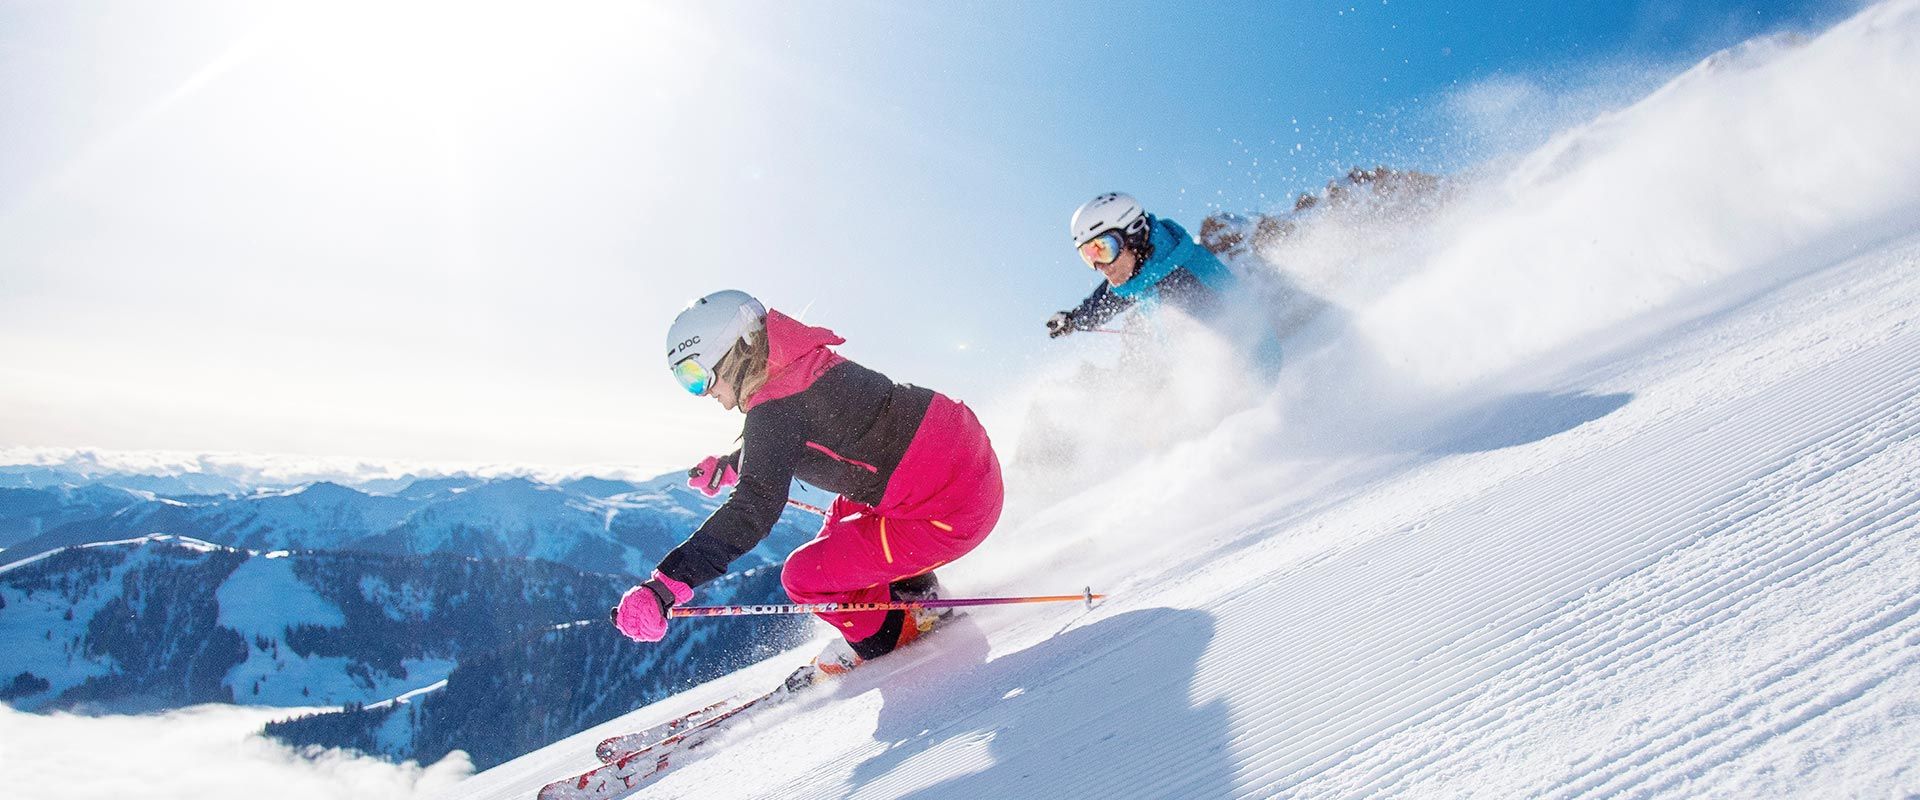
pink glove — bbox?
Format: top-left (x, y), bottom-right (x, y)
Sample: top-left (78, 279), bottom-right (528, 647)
top-left (686, 453), bottom-right (740, 498)
top-left (611, 570), bottom-right (694, 642)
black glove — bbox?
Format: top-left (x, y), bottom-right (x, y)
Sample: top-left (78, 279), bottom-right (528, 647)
top-left (1046, 311), bottom-right (1076, 339)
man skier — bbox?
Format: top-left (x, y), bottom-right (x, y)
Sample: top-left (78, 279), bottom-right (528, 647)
top-left (612, 290), bottom-right (1004, 687)
top-left (1046, 192), bottom-right (1285, 373)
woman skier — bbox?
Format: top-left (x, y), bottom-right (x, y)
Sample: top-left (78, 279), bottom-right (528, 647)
top-left (611, 290), bottom-right (1004, 686)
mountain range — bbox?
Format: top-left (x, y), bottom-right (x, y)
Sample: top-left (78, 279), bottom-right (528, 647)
top-left (0, 465), bottom-right (824, 769)
top-left (0, 468), bottom-right (820, 578)
top-left (1, 532), bottom-right (808, 770)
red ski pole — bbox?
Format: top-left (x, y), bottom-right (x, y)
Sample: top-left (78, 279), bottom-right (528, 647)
top-left (689, 463), bottom-right (828, 517)
top-left (668, 587), bottom-right (1104, 618)
top-left (785, 498), bottom-right (828, 516)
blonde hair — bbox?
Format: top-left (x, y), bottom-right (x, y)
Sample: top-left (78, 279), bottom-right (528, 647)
top-left (716, 329), bottom-right (770, 402)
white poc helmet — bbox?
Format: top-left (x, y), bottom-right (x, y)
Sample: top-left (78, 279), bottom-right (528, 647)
top-left (1069, 192), bottom-right (1149, 246)
top-left (665, 290), bottom-right (767, 385)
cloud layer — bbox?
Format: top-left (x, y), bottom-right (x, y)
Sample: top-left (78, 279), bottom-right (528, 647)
top-left (0, 704), bottom-right (471, 800)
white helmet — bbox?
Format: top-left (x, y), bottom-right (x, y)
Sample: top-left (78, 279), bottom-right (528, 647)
top-left (1070, 192), bottom-right (1149, 246)
top-left (665, 290), bottom-right (766, 390)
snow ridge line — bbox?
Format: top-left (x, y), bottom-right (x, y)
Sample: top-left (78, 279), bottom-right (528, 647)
top-left (1223, 329), bottom-right (1920, 796)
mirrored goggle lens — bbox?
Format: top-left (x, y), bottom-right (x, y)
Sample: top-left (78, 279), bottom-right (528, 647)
top-left (1078, 232), bottom-right (1123, 266)
top-left (672, 359), bottom-right (711, 396)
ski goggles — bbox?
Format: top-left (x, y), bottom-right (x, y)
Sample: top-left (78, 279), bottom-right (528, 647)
top-left (671, 357), bottom-right (712, 396)
top-left (1077, 231), bottom-right (1125, 267)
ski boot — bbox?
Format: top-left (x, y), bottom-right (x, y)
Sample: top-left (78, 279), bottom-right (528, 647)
top-left (890, 571), bottom-right (951, 634)
top-left (780, 573), bottom-right (949, 693)
top-left (783, 636), bottom-right (863, 693)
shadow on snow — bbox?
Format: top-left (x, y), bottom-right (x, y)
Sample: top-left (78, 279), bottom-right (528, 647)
top-left (830, 607), bottom-right (1230, 799)
top-left (1427, 391), bottom-right (1633, 455)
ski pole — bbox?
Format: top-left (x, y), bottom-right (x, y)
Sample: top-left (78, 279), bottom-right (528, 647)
top-left (669, 587), bottom-right (1104, 618)
top-left (689, 463), bottom-right (827, 516)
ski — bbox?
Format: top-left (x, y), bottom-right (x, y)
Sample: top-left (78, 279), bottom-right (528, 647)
top-left (584, 601), bottom-right (999, 766)
top-left (537, 685), bottom-right (794, 800)
top-left (593, 696), bottom-right (735, 762)
top-left (542, 601), bottom-right (1007, 798)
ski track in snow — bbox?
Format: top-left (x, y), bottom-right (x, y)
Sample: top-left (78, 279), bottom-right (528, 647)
top-left (1269, 315), bottom-right (1920, 794)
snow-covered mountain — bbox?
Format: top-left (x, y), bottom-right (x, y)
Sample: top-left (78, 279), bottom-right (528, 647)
top-left (356, 478), bottom-right (677, 577)
top-left (210, 482), bottom-right (424, 551)
top-left (0, 534), bottom-right (807, 768)
top-left (441, 3), bottom-right (1920, 797)
top-left (264, 564), bottom-right (806, 772)
top-left (0, 472), bottom-right (817, 578)
top-left (0, 536), bottom-right (619, 712)
top-left (561, 477), bottom-right (642, 499)
top-left (392, 476), bottom-right (486, 501)
top-left (0, 464), bottom-right (254, 497)
top-left (0, 464), bottom-right (829, 775)
top-left (0, 482), bottom-right (425, 563)
top-left (0, 483), bottom-right (148, 549)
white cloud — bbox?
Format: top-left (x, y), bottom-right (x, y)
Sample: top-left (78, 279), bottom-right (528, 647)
top-left (0, 444), bottom-right (677, 488)
top-left (0, 704), bottom-right (471, 800)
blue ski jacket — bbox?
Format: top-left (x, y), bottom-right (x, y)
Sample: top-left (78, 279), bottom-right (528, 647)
top-left (1066, 217), bottom-right (1284, 373)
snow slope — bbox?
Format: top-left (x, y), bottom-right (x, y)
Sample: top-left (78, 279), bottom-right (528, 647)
top-left (216, 553), bottom-right (459, 708)
top-left (444, 3), bottom-right (1920, 798)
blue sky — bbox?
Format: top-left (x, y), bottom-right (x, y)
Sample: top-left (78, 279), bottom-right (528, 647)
top-left (0, 0), bottom-right (1847, 474)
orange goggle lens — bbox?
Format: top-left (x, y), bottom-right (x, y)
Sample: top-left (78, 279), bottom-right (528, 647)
top-left (1078, 231), bottom-right (1124, 267)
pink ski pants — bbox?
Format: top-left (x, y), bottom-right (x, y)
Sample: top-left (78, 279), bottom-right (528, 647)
top-left (780, 395), bottom-right (1004, 643)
